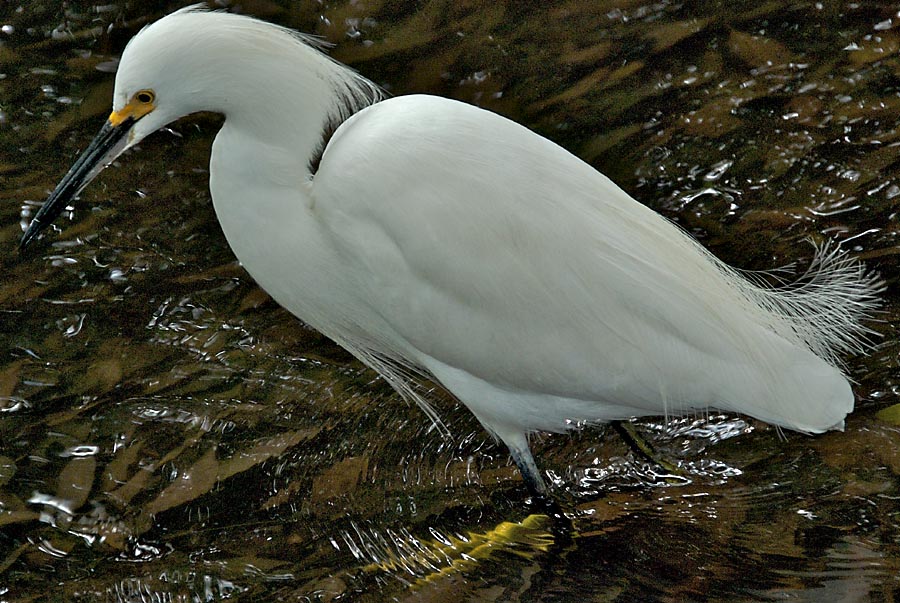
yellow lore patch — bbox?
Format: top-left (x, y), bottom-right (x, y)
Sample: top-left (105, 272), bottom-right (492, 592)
top-left (108, 90), bottom-right (156, 126)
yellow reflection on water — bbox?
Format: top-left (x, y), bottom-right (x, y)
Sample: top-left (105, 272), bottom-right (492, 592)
top-left (362, 513), bottom-right (556, 587)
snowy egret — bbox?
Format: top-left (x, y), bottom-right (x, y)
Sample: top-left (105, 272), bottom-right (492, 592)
top-left (21, 6), bottom-right (882, 497)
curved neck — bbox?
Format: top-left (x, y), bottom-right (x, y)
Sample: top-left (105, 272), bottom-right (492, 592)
top-left (214, 52), bottom-right (358, 178)
top-left (148, 20), bottom-right (381, 178)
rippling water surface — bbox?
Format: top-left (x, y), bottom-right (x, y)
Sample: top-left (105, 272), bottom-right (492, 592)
top-left (1, 1), bottom-right (899, 601)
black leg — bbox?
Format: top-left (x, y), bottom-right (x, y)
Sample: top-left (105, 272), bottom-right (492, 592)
top-left (508, 439), bottom-right (548, 497)
top-left (506, 437), bottom-right (570, 519)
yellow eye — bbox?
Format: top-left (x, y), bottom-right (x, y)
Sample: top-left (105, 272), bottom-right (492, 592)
top-left (135, 90), bottom-right (155, 104)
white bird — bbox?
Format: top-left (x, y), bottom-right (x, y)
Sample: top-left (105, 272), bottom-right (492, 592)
top-left (21, 6), bottom-right (881, 498)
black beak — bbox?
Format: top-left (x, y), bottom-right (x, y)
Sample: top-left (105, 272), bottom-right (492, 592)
top-left (20, 116), bottom-right (134, 250)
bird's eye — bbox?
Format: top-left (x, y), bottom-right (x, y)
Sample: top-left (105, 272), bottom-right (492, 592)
top-left (135, 90), bottom-right (155, 104)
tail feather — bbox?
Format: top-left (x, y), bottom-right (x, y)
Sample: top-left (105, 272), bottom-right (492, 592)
top-left (717, 239), bottom-right (883, 371)
top-left (683, 238), bottom-right (882, 433)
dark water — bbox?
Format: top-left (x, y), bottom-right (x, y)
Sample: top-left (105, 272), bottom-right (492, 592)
top-left (1, 1), bottom-right (900, 601)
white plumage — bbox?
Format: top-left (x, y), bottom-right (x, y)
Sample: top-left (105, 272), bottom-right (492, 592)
top-left (22, 6), bottom-right (882, 496)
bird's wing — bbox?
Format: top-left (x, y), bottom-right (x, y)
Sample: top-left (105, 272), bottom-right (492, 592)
top-left (312, 95), bottom-right (846, 426)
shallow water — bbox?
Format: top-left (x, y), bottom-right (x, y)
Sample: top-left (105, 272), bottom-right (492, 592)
top-left (1, 1), bottom-right (899, 601)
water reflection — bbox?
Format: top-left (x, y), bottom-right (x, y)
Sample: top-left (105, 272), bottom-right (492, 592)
top-left (347, 514), bottom-right (555, 587)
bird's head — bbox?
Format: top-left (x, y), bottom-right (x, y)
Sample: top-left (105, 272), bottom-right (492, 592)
top-left (19, 6), bottom-right (219, 249)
